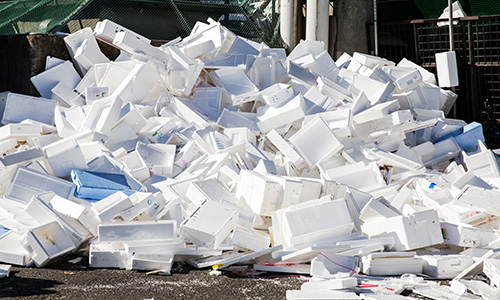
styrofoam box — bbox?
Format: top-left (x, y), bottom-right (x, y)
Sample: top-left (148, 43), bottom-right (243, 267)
top-left (361, 294), bottom-right (414, 300)
top-left (454, 186), bottom-right (500, 217)
top-left (113, 62), bottom-right (161, 104)
top-left (441, 222), bottom-right (499, 248)
top-left (249, 57), bottom-right (286, 90)
top-left (268, 175), bottom-right (303, 209)
top-left (310, 254), bottom-right (358, 277)
top-left (71, 169), bottom-right (133, 201)
top-left (63, 27), bottom-right (109, 74)
top-left (257, 93), bottom-right (306, 133)
top-left (261, 83), bottom-right (295, 107)
top-left (224, 127), bottom-right (256, 146)
top-left (0, 92), bottom-right (9, 122)
top-left (125, 239), bottom-right (186, 254)
top-left (353, 52), bottom-right (395, 69)
top-left (187, 179), bottom-right (239, 207)
top-left (361, 252), bottom-right (423, 276)
top-left (89, 241), bottom-right (132, 269)
top-left (119, 192), bottom-right (164, 222)
top-left (236, 170), bottom-right (281, 216)
top-left (207, 245), bottom-right (281, 270)
top-left (113, 33), bottom-right (169, 66)
top-left (91, 191), bottom-right (134, 223)
top-left (231, 226), bottom-right (270, 252)
top-left (91, 95), bottom-right (123, 135)
top-left (351, 74), bottom-right (394, 105)
top-left (217, 108), bottom-right (256, 130)
top-left (420, 254), bottom-right (474, 279)
top-left (187, 250), bottom-right (246, 269)
top-left (26, 193), bottom-right (89, 246)
top-left (2, 93), bottom-right (56, 125)
top-left (94, 19), bottom-right (151, 44)
top-left (137, 142), bottom-right (176, 177)
top-left (212, 68), bottom-right (259, 105)
top-left (425, 137), bottom-right (461, 168)
top-left (30, 61), bottom-right (81, 100)
top-left (464, 144), bottom-right (500, 178)
top-left (193, 87), bottom-right (222, 121)
top-left (73, 38), bottom-right (109, 72)
top-left (289, 116), bottom-right (343, 168)
top-left (322, 162), bottom-right (386, 192)
top-left (454, 122), bottom-right (484, 152)
top-left (435, 51), bottom-right (459, 87)
top-left (98, 220), bottom-right (176, 242)
top-left (118, 151), bottom-right (150, 182)
top-left (394, 69), bottom-right (423, 92)
top-left (309, 51), bottom-right (339, 79)
top-left (50, 194), bottom-right (100, 236)
top-left (45, 139), bottom-right (88, 178)
top-left (300, 277), bottom-right (358, 291)
top-left (175, 97), bottom-right (212, 129)
top-left (398, 57), bottom-right (436, 84)
top-left (483, 258), bottom-right (500, 288)
top-left (254, 262), bottom-right (311, 275)
top-left (180, 200), bottom-right (239, 250)
top-left (6, 166), bottom-right (76, 204)
top-left (131, 255), bottom-right (173, 273)
top-left (277, 197), bottom-right (354, 247)
top-left (361, 210), bottom-right (443, 251)
top-left (286, 290), bottom-right (359, 300)
top-left (180, 22), bottom-right (222, 58)
top-left (19, 220), bottom-right (76, 267)
top-left (288, 61), bottom-right (318, 87)
top-left (267, 129), bottom-right (306, 170)
top-left (0, 123), bottom-right (43, 142)
top-left (358, 197), bottom-right (401, 223)
top-left (0, 264), bottom-right (11, 278)
top-left (353, 100), bottom-right (400, 124)
top-left (317, 77), bottom-right (352, 104)
top-left (0, 137), bottom-right (16, 155)
top-left (0, 148), bottom-right (44, 168)
top-left (0, 231), bottom-right (32, 266)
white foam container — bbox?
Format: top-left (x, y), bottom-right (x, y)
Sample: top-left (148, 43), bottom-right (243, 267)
top-left (98, 220), bottom-right (176, 242)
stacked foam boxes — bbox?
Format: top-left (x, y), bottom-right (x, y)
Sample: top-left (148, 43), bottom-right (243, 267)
top-left (0, 18), bottom-right (498, 299)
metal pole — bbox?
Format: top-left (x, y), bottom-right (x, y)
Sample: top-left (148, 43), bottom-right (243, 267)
top-left (448, 0), bottom-right (454, 51)
top-left (306, 0), bottom-right (329, 50)
top-left (448, 0), bottom-right (456, 117)
top-left (374, 0), bottom-right (378, 56)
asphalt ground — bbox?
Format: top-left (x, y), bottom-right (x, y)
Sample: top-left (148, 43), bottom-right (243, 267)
top-left (0, 248), bottom-right (456, 300)
top-left (0, 250), bottom-right (305, 300)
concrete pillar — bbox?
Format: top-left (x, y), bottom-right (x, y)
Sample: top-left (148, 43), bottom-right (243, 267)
top-left (333, 0), bottom-right (373, 60)
top-left (306, 0), bottom-right (329, 50)
top-left (280, 0), bottom-right (294, 49)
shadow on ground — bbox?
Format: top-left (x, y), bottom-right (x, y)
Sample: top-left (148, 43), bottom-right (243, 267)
top-left (0, 272), bottom-right (62, 298)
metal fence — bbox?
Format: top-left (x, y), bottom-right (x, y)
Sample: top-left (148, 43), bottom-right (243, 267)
top-left (377, 0), bottom-right (500, 22)
top-left (0, 0), bottom-right (283, 47)
top-left (368, 15), bottom-right (500, 144)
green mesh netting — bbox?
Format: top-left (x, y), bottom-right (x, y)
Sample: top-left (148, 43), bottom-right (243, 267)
top-left (0, 0), bottom-right (86, 35)
top-left (0, 0), bottom-right (283, 47)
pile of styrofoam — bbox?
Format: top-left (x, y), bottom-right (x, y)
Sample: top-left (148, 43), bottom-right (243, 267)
top-left (0, 18), bottom-right (499, 298)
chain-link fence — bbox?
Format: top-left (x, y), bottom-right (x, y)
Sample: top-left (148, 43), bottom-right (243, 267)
top-left (0, 0), bottom-right (283, 47)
